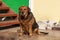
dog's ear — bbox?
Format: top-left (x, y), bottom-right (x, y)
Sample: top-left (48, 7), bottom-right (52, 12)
top-left (19, 7), bottom-right (21, 14)
top-left (19, 7), bottom-right (20, 10)
top-left (27, 7), bottom-right (31, 13)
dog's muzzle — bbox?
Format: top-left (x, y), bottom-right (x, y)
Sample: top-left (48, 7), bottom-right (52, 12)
top-left (20, 12), bottom-right (26, 19)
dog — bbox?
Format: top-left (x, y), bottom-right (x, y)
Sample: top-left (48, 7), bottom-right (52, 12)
top-left (18, 6), bottom-right (39, 36)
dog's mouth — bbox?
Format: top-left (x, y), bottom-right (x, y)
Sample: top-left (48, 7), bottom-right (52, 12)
top-left (20, 12), bottom-right (27, 19)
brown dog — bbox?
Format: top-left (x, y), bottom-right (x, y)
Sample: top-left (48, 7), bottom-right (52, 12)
top-left (18, 6), bottom-right (39, 36)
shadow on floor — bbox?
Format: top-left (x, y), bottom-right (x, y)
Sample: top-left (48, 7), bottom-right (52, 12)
top-left (0, 24), bottom-right (20, 30)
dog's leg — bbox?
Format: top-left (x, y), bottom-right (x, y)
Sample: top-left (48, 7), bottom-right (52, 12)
top-left (34, 28), bottom-right (40, 35)
top-left (23, 25), bottom-right (29, 34)
top-left (29, 26), bottom-right (33, 36)
top-left (34, 28), bottom-right (38, 33)
top-left (19, 25), bottom-right (23, 36)
top-left (24, 25), bottom-right (29, 32)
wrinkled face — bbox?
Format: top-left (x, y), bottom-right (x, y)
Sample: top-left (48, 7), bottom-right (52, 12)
top-left (19, 6), bottom-right (29, 19)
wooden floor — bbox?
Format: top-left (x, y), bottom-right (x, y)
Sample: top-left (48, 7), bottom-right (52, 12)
top-left (0, 27), bottom-right (60, 40)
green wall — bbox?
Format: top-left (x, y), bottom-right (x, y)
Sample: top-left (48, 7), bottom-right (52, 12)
top-left (3, 0), bottom-right (29, 14)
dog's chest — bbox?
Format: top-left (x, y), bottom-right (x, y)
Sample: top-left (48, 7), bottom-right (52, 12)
top-left (21, 13), bottom-right (32, 21)
top-left (20, 13), bottom-right (33, 25)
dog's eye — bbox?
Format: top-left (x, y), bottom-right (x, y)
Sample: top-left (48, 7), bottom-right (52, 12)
top-left (24, 9), bottom-right (26, 10)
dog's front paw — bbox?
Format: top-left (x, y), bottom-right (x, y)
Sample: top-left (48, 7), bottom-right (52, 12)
top-left (29, 33), bottom-right (33, 37)
top-left (19, 33), bottom-right (23, 36)
top-left (17, 29), bottom-right (23, 36)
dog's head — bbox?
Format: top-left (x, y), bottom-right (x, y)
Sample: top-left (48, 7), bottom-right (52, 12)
top-left (19, 6), bottom-right (31, 19)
